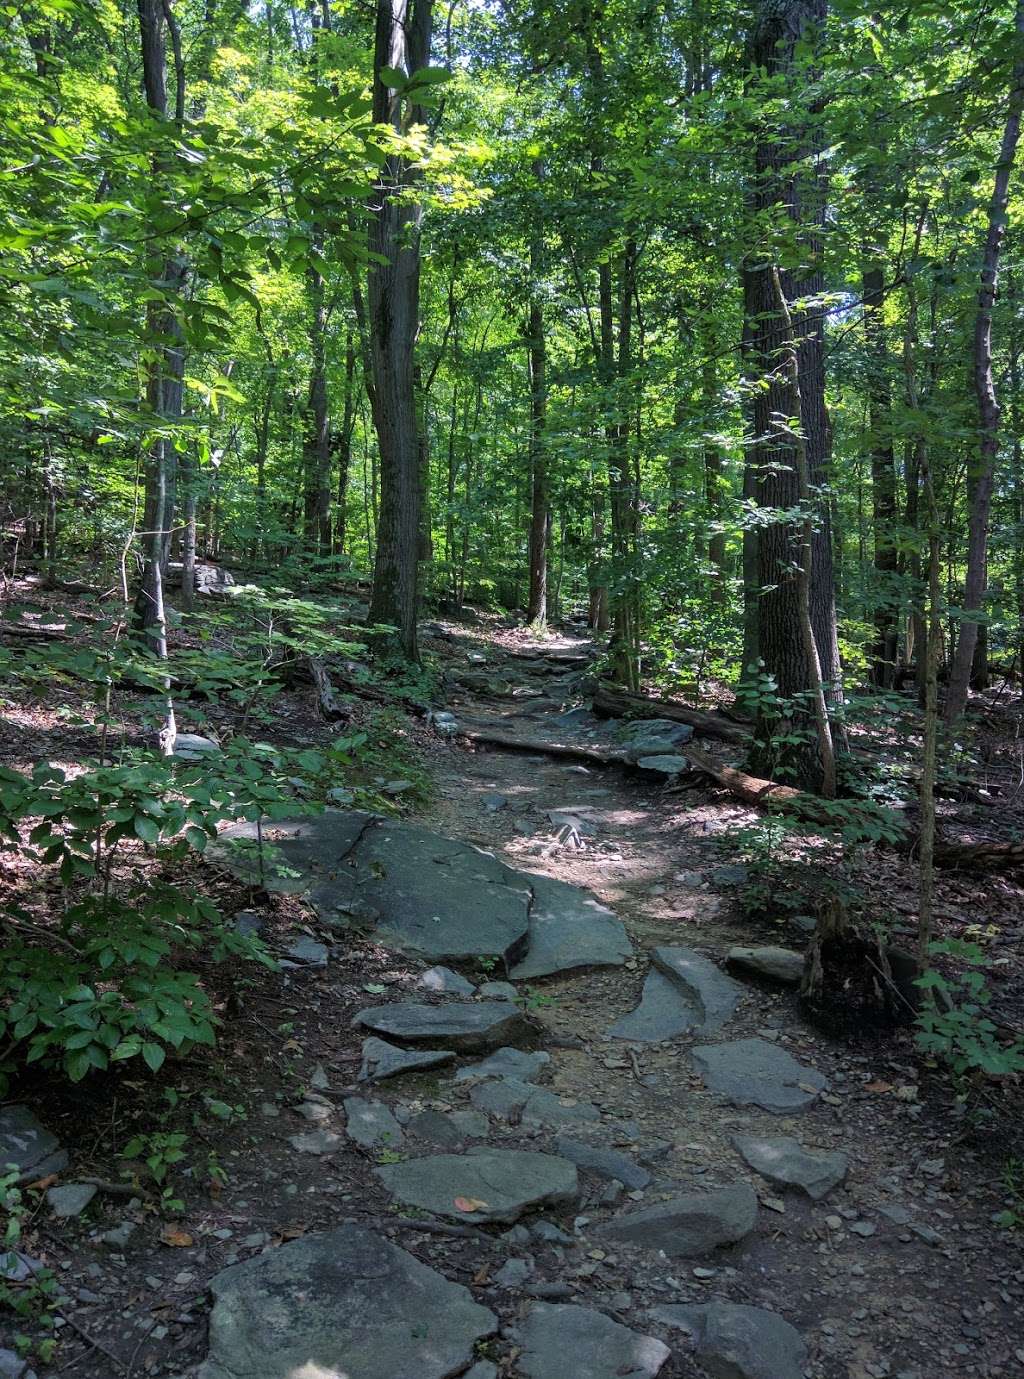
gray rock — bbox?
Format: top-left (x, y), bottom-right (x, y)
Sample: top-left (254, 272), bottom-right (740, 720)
top-left (100, 1221), bottom-right (137, 1250)
top-left (650, 1301), bottom-right (807, 1379)
top-left (171, 732), bottom-right (221, 759)
top-left (0, 1105), bottom-right (68, 1184)
top-left (288, 1129), bottom-right (341, 1156)
top-left (198, 1223), bottom-right (496, 1379)
top-left (597, 1185), bottom-right (758, 1257)
top-left (515, 1303), bottom-right (670, 1379)
top-left (343, 1098), bottom-right (404, 1150)
top-left (710, 864), bottom-right (749, 887)
top-left (730, 1134), bottom-right (848, 1200)
top-left (553, 1138), bottom-right (651, 1190)
top-left (0, 1253), bottom-right (43, 1283)
top-left (233, 911), bottom-right (264, 937)
top-left (511, 873), bottom-right (632, 980)
top-left (609, 947), bottom-right (742, 1043)
top-left (531, 1220), bottom-right (574, 1245)
top-left (464, 1363), bottom-right (498, 1379)
top-left (494, 1256), bottom-right (533, 1287)
top-left (377, 1147), bottom-right (578, 1224)
top-left (0, 1349), bottom-right (35, 1379)
top-left (283, 937), bottom-right (328, 967)
top-left (615, 719), bottom-right (694, 763)
top-left (46, 1183), bottom-right (97, 1218)
top-left (482, 793), bottom-right (509, 812)
top-left (478, 980), bottom-right (518, 1001)
top-left (417, 965), bottom-right (476, 996)
top-left (382, 779), bottom-right (414, 795)
top-left (471, 1078), bottom-right (534, 1120)
top-left (326, 786), bottom-right (355, 805)
top-left (469, 1079), bottom-right (599, 1129)
top-left (355, 1000), bottom-right (526, 1052)
top-left (727, 946), bottom-right (805, 985)
top-left (359, 1038), bottom-right (456, 1083)
top-left (407, 1108), bottom-right (488, 1146)
top-left (692, 1038), bottom-right (827, 1113)
top-left (454, 1047), bottom-right (551, 1084)
top-left (635, 754), bottom-right (690, 776)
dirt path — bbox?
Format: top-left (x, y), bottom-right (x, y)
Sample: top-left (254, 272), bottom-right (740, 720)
top-left (414, 623), bottom-right (1023, 1379)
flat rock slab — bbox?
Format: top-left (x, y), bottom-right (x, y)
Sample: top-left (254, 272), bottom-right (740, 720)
top-left (355, 1001), bottom-right (526, 1052)
top-left (597, 1184), bottom-right (757, 1257)
top-left (650, 1301), bottom-right (807, 1379)
top-left (609, 947), bottom-right (742, 1043)
top-left (359, 1037), bottom-right (456, 1083)
top-left (343, 1098), bottom-right (404, 1150)
top-left (376, 1147), bottom-right (578, 1224)
top-left (454, 1047), bottom-right (552, 1083)
top-left (46, 1183), bottom-right (96, 1218)
top-left (0, 1105), bottom-right (68, 1184)
top-left (693, 1038), bottom-right (827, 1113)
top-left (198, 1222), bottom-right (496, 1379)
top-left (407, 1108), bottom-right (489, 1146)
top-left (218, 810), bottom-right (631, 977)
top-left (470, 1079), bottom-right (600, 1129)
top-left (510, 873), bottom-right (632, 979)
top-left (730, 1133), bottom-right (848, 1200)
top-left (615, 719), bottom-right (694, 762)
top-left (636, 754), bottom-right (690, 776)
top-left (727, 946), bottom-right (805, 985)
top-left (515, 1303), bottom-right (670, 1379)
top-left (553, 1137), bottom-right (651, 1191)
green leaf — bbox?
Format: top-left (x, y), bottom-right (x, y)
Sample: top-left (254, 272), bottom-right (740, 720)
top-left (142, 1042), bottom-right (166, 1073)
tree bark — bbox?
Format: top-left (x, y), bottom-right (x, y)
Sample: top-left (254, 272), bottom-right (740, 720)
top-left (526, 161), bottom-right (549, 628)
top-left (863, 262), bottom-right (899, 687)
top-left (366, 0), bottom-right (433, 661)
top-left (946, 0), bottom-right (1024, 721)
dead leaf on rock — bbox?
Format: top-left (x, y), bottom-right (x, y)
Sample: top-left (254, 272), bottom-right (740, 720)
top-left (864, 1080), bottom-right (893, 1094)
top-left (27, 1174), bottom-right (58, 1192)
top-left (454, 1196), bottom-right (489, 1213)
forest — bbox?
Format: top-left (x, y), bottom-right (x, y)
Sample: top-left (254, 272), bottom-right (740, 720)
top-left (1, 0), bottom-right (1024, 1377)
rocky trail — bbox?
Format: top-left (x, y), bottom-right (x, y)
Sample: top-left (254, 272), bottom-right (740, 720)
top-left (2, 621), bottom-right (1022, 1379)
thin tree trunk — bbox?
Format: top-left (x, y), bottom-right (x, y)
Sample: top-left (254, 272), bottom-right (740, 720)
top-left (526, 167), bottom-right (549, 628)
top-left (946, 0), bottom-right (1024, 720)
top-left (864, 261), bottom-right (899, 687)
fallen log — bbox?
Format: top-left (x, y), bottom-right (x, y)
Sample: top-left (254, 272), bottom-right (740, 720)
top-left (931, 838), bottom-right (1024, 869)
top-left (0, 622), bottom-right (68, 642)
top-left (307, 655), bottom-right (352, 722)
top-left (459, 726), bottom-right (627, 767)
top-left (592, 683), bottom-right (748, 744)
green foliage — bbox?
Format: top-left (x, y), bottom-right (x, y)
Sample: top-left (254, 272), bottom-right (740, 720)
top-left (0, 1169), bottom-right (59, 1342)
top-left (916, 939), bottom-right (1024, 1082)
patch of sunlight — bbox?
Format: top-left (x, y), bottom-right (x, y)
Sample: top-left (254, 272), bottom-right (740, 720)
top-left (289, 1364), bottom-right (350, 1379)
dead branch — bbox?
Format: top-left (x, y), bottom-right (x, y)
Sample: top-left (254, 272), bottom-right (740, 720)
top-left (591, 683), bottom-right (748, 744)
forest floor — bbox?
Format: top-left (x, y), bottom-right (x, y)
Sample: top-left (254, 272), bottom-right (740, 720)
top-left (1, 584), bottom-right (1023, 1379)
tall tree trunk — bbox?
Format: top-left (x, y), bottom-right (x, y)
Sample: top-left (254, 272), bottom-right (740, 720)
top-left (366, 0), bottom-right (433, 660)
top-left (526, 171), bottom-right (549, 628)
top-left (744, 0), bottom-right (844, 789)
top-left (303, 246), bottom-right (332, 555)
top-left (946, 0), bottom-right (1024, 720)
top-left (334, 331), bottom-right (356, 554)
top-left (864, 262), bottom-right (898, 687)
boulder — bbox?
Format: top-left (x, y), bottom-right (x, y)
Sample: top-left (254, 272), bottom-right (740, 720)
top-left (614, 719), bottom-right (695, 763)
top-left (198, 1223), bottom-right (496, 1379)
top-left (0, 1105), bottom-right (68, 1184)
top-left (727, 946), bottom-right (805, 985)
top-left (597, 1184), bottom-right (757, 1257)
top-left (515, 1303), bottom-right (670, 1379)
top-left (692, 1038), bottom-right (827, 1113)
top-left (354, 1001), bottom-right (526, 1052)
top-left (650, 1301), bottom-right (807, 1379)
top-left (376, 1147), bottom-right (578, 1224)
top-left (730, 1133), bottom-right (848, 1200)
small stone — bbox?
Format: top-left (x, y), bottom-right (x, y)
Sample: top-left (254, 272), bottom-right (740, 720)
top-left (482, 793), bottom-right (509, 813)
top-left (531, 1221), bottom-right (574, 1245)
top-left (478, 980), bottom-right (518, 1001)
top-left (727, 945), bottom-right (805, 985)
top-left (283, 937), bottom-right (328, 967)
top-left (100, 1221), bottom-right (137, 1250)
top-left (233, 911), bottom-right (264, 937)
top-left (850, 1220), bottom-right (876, 1238)
top-left (553, 1137), bottom-right (651, 1191)
top-left (0, 1349), bottom-right (35, 1379)
top-left (494, 1257), bottom-right (533, 1287)
top-left (288, 1129), bottom-right (341, 1155)
top-left (46, 1183), bottom-right (97, 1218)
top-left (343, 1098), bottom-right (404, 1150)
top-left (0, 1104), bottom-right (68, 1183)
top-left (294, 1100), bottom-right (332, 1122)
top-left (417, 966), bottom-right (476, 996)
top-left (309, 1063), bottom-right (331, 1090)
